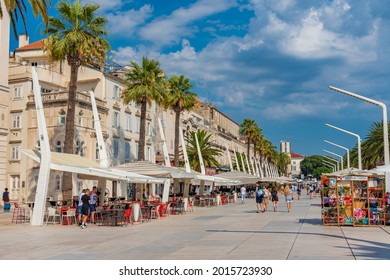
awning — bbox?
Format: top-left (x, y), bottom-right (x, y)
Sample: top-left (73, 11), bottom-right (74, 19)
top-left (183, 169), bottom-right (239, 186)
top-left (323, 167), bottom-right (384, 177)
top-left (215, 170), bottom-right (259, 185)
top-left (114, 161), bottom-right (196, 180)
top-left (20, 149), bottom-right (166, 184)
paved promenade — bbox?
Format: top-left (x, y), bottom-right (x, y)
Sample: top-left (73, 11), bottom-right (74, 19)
top-left (0, 194), bottom-right (389, 260)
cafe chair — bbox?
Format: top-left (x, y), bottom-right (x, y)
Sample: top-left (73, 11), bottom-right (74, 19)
top-left (45, 207), bottom-right (60, 225)
top-left (124, 208), bottom-right (132, 225)
top-left (187, 199), bottom-right (194, 213)
top-left (150, 205), bottom-right (160, 219)
top-left (61, 208), bottom-right (77, 225)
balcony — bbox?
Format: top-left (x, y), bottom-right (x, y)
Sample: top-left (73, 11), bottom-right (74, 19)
top-left (27, 91), bottom-right (108, 112)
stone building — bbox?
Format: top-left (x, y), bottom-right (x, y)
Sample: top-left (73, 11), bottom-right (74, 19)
top-left (6, 36), bottom-right (157, 202)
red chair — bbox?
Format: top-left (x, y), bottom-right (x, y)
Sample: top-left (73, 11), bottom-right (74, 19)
top-left (124, 208), bottom-right (132, 225)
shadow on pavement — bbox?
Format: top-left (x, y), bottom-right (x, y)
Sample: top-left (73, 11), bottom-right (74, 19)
top-left (205, 229), bottom-right (390, 259)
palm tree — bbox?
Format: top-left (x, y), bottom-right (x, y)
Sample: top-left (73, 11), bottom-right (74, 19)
top-left (251, 126), bottom-right (264, 159)
top-left (0, 0), bottom-right (50, 38)
top-left (361, 121), bottom-right (390, 169)
top-left (122, 56), bottom-right (167, 161)
top-left (276, 152), bottom-right (291, 176)
top-left (165, 74), bottom-right (198, 167)
top-left (240, 118), bottom-right (258, 159)
top-left (44, 0), bottom-right (109, 200)
top-left (185, 130), bottom-right (221, 172)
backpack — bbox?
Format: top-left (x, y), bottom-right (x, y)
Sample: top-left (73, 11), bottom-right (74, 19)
top-left (256, 188), bottom-right (264, 197)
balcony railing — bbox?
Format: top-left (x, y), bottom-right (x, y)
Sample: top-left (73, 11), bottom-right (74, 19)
top-left (27, 91), bottom-right (107, 109)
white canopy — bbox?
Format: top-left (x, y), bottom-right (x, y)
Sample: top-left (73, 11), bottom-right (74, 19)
top-left (20, 149), bottom-right (167, 184)
top-left (182, 169), bottom-right (239, 186)
top-left (215, 170), bottom-right (259, 185)
top-left (114, 161), bottom-right (196, 180)
top-left (323, 167), bottom-right (384, 178)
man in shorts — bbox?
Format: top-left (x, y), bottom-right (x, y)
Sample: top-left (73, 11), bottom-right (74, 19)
top-left (89, 186), bottom-right (97, 224)
top-left (80, 189), bottom-right (91, 229)
top-left (78, 189), bottom-right (86, 225)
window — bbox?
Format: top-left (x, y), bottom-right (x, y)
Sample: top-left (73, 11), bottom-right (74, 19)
top-left (11, 146), bottom-right (20, 160)
top-left (55, 175), bottom-right (61, 190)
top-left (125, 141), bottom-right (131, 162)
top-left (147, 122), bottom-right (151, 136)
top-left (31, 62), bottom-right (38, 67)
top-left (113, 85), bottom-right (120, 100)
top-left (112, 111), bottom-right (120, 128)
top-left (146, 146), bottom-right (151, 161)
top-left (59, 110), bottom-right (66, 125)
top-left (136, 117), bottom-right (140, 133)
top-left (10, 175), bottom-right (20, 200)
top-left (78, 111), bottom-right (83, 127)
top-left (55, 141), bottom-right (63, 153)
top-left (125, 114), bottom-right (132, 132)
top-left (12, 114), bottom-right (21, 128)
top-left (135, 144), bottom-right (139, 160)
top-left (13, 85), bottom-right (22, 99)
top-left (96, 143), bottom-right (100, 160)
top-left (75, 140), bottom-right (85, 156)
top-left (113, 139), bottom-right (119, 158)
top-left (36, 140), bottom-right (41, 151)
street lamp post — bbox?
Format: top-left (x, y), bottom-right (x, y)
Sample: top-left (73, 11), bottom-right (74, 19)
top-left (329, 86), bottom-right (390, 192)
top-left (324, 140), bottom-right (350, 169)
top-left (329, 86), bottom-right (389, 165)
top-left (323, 155), bottom-right (340, 171)
top-left (323, 161), bottom-right (336, 173)
top-left (324, 149), bottom-right (344, 170)
top-left (325, 123), bottom-right (361, 170)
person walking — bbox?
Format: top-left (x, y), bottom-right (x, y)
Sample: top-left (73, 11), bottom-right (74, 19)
top-left (284, 185), bottom-right (293, 212)
top-left (240, 186), bottom-right (247, 204)
top-left (255, 182), bottom-right (265, 213)
top-left (89, 186), bottom-right (97, 224)
top-left (309, 184), bottom-right (314, 199)
top-left (263, 186), bottom-right (270, 211)
top-left (2, 188), bottom-right (10, 212)
top-left (80, 189), bottom-right (91, 229)
top-left (78, 189), bottom-right (86, 225)
top-left (297, 184), bottom-right (302, 200)
top-left (271, 186), bottom-right (279, 211)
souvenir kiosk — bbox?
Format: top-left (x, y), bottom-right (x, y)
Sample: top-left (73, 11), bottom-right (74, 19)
top-left (321, 171), bottom-right (387, 227)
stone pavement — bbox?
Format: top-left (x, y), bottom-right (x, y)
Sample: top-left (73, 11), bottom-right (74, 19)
top-left (0, 194), bottom-right (389, 260)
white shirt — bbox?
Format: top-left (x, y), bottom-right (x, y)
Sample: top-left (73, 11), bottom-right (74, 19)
top-left (240, 187), bottom-right (246, 194)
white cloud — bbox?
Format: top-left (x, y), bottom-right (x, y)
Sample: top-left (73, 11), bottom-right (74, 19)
top-left (81, 0), bottom-right (132, 12)
top-left (106, 4), bottom-right (153, 37)
top-left (139, 0), bottom-right (237, 45)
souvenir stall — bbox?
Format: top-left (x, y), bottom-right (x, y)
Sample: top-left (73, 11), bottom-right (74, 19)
top-left (321, 173), bottom-right (386, 227)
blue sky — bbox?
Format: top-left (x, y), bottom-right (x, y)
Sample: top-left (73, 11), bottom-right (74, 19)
top-left (10, 0), bottom-right (390, 158)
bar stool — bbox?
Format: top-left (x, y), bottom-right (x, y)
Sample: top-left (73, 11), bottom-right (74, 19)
top-left (12, 202), bottom-right (30, 224)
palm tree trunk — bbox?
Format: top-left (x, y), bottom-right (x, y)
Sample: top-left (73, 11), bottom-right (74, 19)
top-left (62, 61), bottom-right (79, 201)
top-left (247, 138), bottom-right (250, 159)
top-left (138, 100), bottom-right (147, 161)
top-left (174, 108), bottom-right (180, 167)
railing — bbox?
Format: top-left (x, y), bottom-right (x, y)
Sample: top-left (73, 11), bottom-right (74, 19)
top-left (27, 91), bottom-right (106, 108)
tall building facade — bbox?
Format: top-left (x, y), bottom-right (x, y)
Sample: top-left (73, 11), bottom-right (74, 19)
top-left (280, 140), bottom-right (291, 154)
top-left (6, 36), bottom-right (158, 202)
